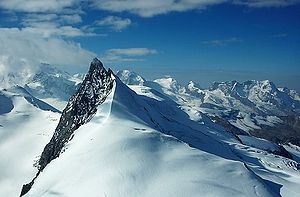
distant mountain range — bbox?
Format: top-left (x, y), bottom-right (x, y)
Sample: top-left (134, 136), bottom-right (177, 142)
top-left (117, 69), bottom-right (300, 146)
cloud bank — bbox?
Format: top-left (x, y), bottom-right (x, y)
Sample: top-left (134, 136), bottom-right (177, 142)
top-left (0, 27), bottom-right (96, 87)
top-left (90, 0), bottom-right (300, 17)
top-left (1, 1), bottom-right (299, 17)
top-left (0, 0), bottom-right (79, 13)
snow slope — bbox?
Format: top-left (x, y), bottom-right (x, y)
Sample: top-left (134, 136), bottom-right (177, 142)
top-left (0, 87), bottom-right (60, 196)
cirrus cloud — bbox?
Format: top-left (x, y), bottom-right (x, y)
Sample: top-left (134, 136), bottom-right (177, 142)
top-left (202, 37), bottom-right (242, 46)
top-left (94, 16), bottom-right (132, 32)
top-left (90, 0), bottom-right (227, 17)
top-left (90, 0), bottom-right (300, 17)
top-left (102, 48), bottom-right (158, 62)
top-left (233, 0), bottom-right (300, 8)
top-left (0, 0), bottom-right (299, 17)
top-left (0, 0), bottom-right (79, 13)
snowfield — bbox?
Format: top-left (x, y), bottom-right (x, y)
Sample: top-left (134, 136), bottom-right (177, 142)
top-left (0, 87), bottom-right (60, 196)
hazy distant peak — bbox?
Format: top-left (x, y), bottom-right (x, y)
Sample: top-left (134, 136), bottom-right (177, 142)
top-left (116, 69), bottom-right (145, 86)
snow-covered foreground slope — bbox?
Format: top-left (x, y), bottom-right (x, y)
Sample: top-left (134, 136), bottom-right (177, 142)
top-left (0, 87), bottom-right (60, 196)
top-left (25, 78), bottom-right (279, 197)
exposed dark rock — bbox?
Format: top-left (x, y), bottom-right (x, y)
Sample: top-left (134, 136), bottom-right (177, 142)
top-left (39, 58), bottom-right (114, 171)
top-left (20, 58), bottom-right (114, 196)
top-left (250, 115), bottom-right (300, 147)
top-left (210, 115), bottom-right (247, 135)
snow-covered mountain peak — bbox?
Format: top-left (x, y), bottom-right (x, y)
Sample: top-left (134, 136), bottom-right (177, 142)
top-left (187, 80), bottom-right (201, 91)
top-left (185, 81), bottom-right (205, 98)
top-left (154, 76), bottom-right (182, 92)
top-left (37, 63), bottom-right (69, 78)
top-left (116, 69), bottom-right (145, 85)
top-left (250, 80), bottom-right (278, 96)
top-left (90, 57), bottom-right (105, 72)
top-left (209, 80), bottom-right (276, 92)
top-left (0, 70), bottom-right (33, 89)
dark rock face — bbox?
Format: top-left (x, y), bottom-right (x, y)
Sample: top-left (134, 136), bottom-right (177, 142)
top-left (20, 58), bottom-right (114, 196)
top-left (39, 58), bottom-right (114, 171)
top-left (250, 115), bottom-right (300, 146)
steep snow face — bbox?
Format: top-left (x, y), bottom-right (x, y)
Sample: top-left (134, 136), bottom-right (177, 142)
top-left (0, 88), bottom-right (60, 197)
top-left (116, 70), bottom-right (145, 86)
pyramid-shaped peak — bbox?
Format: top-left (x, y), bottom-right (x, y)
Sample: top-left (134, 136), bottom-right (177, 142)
top-left (90, 58), bottom-right (104, 71)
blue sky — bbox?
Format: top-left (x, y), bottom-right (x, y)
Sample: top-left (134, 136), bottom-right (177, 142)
top-left (0, 0), bottom-right (299, 90)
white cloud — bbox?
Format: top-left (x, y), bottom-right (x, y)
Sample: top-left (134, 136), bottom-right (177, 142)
top-left (203, 37), bottom-right (242, 46)
top-left (22, 13), bottom-right (82, 25)
top-left (0, 0), bottom-right (79, 13)
top-left (233, 0), bottom-right (300, 8)
top-left (0, 27), bottom-right (96, 87)
top-left (60, 14), bottom-right (82, 24)
top-left (271, 33), bottom-right (288, 38)
top-left (90, 0), bottom-right (300, 16)
top-left (18, 13), bottom-right (90, 38)
top-left (21, 22), bottom-right (95, 38)
top-left (95, 16), bottom-right (132, 31)
top-left (91, 0), bottom-right (226, 17)
top-left (0, 0), bottom-right (299, 17)
top-left (103, 48), bottom-right (157, 62)
top-left (107, 48), bottom-right (157, 56)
